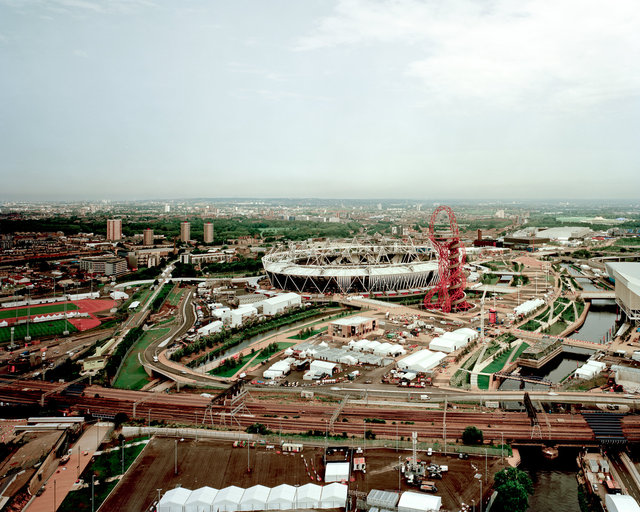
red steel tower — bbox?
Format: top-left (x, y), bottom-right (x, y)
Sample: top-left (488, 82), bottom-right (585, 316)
top-left (423, 205), bottom-right (472, 312)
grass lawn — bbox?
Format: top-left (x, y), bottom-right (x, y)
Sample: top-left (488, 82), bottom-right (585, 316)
top-left (167, 288), bottom-right (184, 306)
top-left (546, 321), bottom-right (568, 336)
top-left (253, 342), bottom-right (296, 364)
top-left (519, 319), bottom-right (540, 332)
top-left (512, 342), bottom-right (530, 360)
top-left (59, 441), bottom-right (146, 512)
top-left (288, 327), bottom-right (327, 340)
top-left (113, 328), bottom-right (170, 389)
top-left (0, 303), bottom-right (79, 320)
top-left (0, 319), bottom-right (77, 343)
top-left (477, 345), bottom-right (521, 389)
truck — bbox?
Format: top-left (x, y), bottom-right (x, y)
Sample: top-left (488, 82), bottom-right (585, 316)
top-left (420, 481), bottom-right (438, 493)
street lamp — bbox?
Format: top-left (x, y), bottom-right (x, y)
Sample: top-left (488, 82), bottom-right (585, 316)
top-left (475, 473), bottom-right (483, 512)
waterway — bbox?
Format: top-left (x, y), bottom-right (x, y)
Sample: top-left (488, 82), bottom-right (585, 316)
top-left (517, 446), bottom-right (581, 512)
top-left (499, 350), bottom-right (591, 391)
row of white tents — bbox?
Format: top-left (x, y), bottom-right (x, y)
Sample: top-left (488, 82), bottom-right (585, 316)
top-left (429, 327), bottom-right (478, 353)
top-left (347, 339), bottom-right (406, 357)
top-left (397, 349), bottom-right (447, 373)
top-left (514, 298), bottom-right (545, 317)
top-left (158, 483), bottom-right (348, 512)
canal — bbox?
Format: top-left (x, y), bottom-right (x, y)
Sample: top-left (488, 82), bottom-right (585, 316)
top-left (517, 446), bottom-right (581, 512)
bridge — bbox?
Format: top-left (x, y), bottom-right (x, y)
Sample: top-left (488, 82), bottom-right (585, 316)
top-left (580, 291), bottom-right (616, 299)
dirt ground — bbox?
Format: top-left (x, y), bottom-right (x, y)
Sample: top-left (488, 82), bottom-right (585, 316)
top-left (103, 437), bottom-right (505, 511)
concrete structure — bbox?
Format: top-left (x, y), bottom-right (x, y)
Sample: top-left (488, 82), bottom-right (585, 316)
top-left (79, 256), bottom-right (127, 276)
top-left (330, 316), bottom-right (377, 339)
top-left (180, 250), bottom-right (234, 265)
top-left (127, 247), bottom-right (172, 268)
top-left (262, 239), bottom-right (438, 294)
top-left (606, 263), bottom-right (640, 324)
top-left (204, 222), bottom-right (214, 244)
top-left (197, 320), bottom-right (223, 336)
top-left (181, 221), bottom-right (191, 243)
top-left (143, 228), bottom-right (154, 246)
top-left (106, 219), bottom-right (122, 241)
top-left (262, 293), bottom-right (301, 316)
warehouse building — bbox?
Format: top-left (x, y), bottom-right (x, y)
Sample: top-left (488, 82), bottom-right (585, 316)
top-left (606, 262), bottom-right (640, 325)
top-left (262, 292), bottom-right (301, 316)
top-left (397, 350), bottom-right (447, 373)
top-left (330, 316), bottom-right (377, 338)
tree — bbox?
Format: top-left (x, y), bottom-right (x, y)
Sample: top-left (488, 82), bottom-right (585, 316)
top-left (462, 426), bottom-right (483, 445)
top-left (493, 467), bottom-right (534, 512)
top-left (365, 429), bottom-right (376, 440)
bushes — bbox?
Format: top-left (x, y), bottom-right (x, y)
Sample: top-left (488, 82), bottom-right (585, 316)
top-left (462, 426), bottom-right (483, 445)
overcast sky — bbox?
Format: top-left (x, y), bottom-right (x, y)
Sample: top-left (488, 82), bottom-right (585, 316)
top-left (1, 0), bottom-right (639, 201)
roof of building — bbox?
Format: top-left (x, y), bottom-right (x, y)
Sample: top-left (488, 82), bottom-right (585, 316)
top-left (607, 262), bottom-right (640, 296)
top-left (331, 315), bottom-right (375, 326)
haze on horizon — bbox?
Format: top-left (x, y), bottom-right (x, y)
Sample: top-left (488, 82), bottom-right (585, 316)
top-left (1, 0), bottom-right (639, 201)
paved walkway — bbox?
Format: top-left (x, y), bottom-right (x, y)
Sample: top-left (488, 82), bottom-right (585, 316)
top-left (26, 423), bottom-right (110, 512)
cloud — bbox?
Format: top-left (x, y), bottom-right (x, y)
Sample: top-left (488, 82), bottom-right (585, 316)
top-left (297, 0), bottom-right (640, 109)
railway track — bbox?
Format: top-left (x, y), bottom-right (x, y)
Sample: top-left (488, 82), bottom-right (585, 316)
top-left (0, 380), bottom-right (610, 443)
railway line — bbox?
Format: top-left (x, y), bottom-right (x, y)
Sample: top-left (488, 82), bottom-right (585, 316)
top-left (2, 379), bottom-right (633, 444)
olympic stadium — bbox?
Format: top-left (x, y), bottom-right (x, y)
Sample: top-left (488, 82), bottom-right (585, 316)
top-left (261, 239), bottom-right (439, 295)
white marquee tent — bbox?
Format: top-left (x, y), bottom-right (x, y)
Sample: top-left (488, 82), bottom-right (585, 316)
top-left (158, 487), bottom-right (192, 512)
top-left (212, 486), bottom-right (245, 512)
top-left (319, 483), bottom-right (348, 509)
top-left (238, 484), bottom-right (271, 511)
top-left (266, 484), bottom-right (296, 510)
top-left (185, 487), bottom-right (219, 512)
top-left (295, 483), bottom-right (322, 509)
top-left (397, 491), bottom-right (442, 512)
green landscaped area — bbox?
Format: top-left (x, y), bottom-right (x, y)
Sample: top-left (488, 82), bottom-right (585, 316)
top-left (288, 326), bottom-right (327, 340)
top-left (0, 319), bottom-right (77, 343)
top-left (477, 342), bottom-right (530, 390)
top-left (167, 288), bottom-right (184, 306)
top-left (545, 320), bottom-right (568, 336)
top-left (113, 327), bottom-right (170, 389)
top-left (59, 441), bottom-right (147, 512)
top-left (0, 302), bottom-right (79, 320)
top-left (208, 342), bottom-right (296, 377)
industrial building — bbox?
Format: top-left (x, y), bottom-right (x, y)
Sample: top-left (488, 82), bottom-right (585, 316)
top-left (180, 221), bottom-right (191, 243)
top-left (262, 239), bottom-right (438, 294)
top-left (106, 219), bottom-right (122, 241)
top-left (262, 293), bottom-right (301, 316)
top-left (606, 262), bottom-right (640, 324)
top-left (204, 222), bottom-right (214, 243)
top-left (79, 255), bottom-right (127, 276)
top-left (330, 316), bottom-right (377, 339)
top-left (127, 247), bottom-right (173, 268)
top-left (157, 483), bottom-right (348, 512)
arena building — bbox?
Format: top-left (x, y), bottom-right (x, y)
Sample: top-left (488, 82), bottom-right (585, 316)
top-left (606, 262), bottom-right (640, 324)
top-left (261, 240), bottom-right (438, 295)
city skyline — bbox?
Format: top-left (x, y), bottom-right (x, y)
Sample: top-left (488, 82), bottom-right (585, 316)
top-left (1, 0), bottom-right (639, 201)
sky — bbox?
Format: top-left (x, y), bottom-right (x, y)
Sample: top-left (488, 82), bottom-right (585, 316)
top-left (1, 0), bottom-right (639, 201)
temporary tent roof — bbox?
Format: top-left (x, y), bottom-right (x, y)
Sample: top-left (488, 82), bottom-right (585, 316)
top-left (266, 484), bottom-right (296, 510)
top-left (325, 461), bottom-right (350, 483)
top-left (295, 483), bottom-right (322, 509)
top-left (238, 484), bottom-right (271, 511)
top-left (185, 486), bottom-right (218, 512)
top-left (605, 494), bottom-right (640, 512)
top-left (367, 489), bottom-right (400, 509)
top-left (514, 298), bottom-right (545, 316)
top-left (319, 483), bottom-right (348, 509)
top-left (212, 486), bottom-right (245, 512)
top-left (158, 487), bottom-right (192, 512)
top-left (398, 491), bottom-right (442, 512)
top-left (310, 360), bottom-right (338, 373)
top-left (397, 350), bottom-right (446, 373)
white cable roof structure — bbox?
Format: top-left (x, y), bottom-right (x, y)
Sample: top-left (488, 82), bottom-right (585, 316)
top-left (262, 238), bottom-right (439, 294)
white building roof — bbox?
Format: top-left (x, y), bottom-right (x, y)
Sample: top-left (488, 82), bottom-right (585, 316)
top-left (212, 486), bottom-right (245, 512)
top-left (606, 494), bottom-right (640, 512)
top-left (185, 487), bottom-right (218, 512)
top-left (158, 488), bottom-right (192, 512)
top-left (397, 349), bottom-right (447, 373)
top-left (514, 298), bottom-right (545, 316)
top-left (262, 292), bottom-right (301, 305)
top-left (238, 484), bottom-right (270, 511)
top-left (324, 461), bottom-right (350, 483)
top-left (331, 315), bottom-right (374, 326)
top-left (266, 484), bottom-right (296, 509)
top-left (398, 491), bottom-right (442, 512)
top-left (319, 483), bottom-right (348, 509)
top-left (296, 483), bottom-right (322, 509)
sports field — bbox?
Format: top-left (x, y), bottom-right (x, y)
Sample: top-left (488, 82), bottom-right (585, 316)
top-left (0, 303), bottom-right (79, 320)
top-left (0, 320), bottom-right (78, 344)
top-left (113, 328), bottom-right (171, 390)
